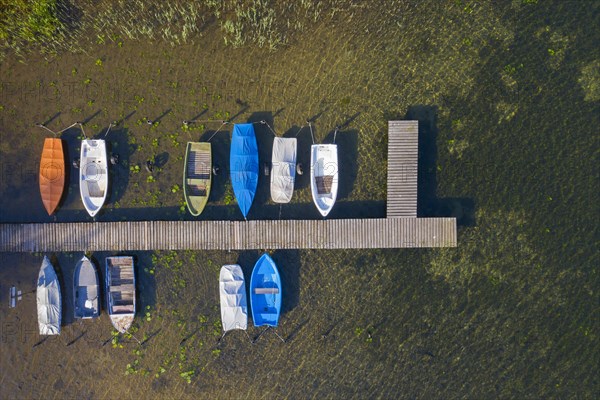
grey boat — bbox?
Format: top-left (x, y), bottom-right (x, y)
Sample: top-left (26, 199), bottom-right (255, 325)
top-left (73, 256), bottom-right (100, 319)
top-left (106, 256), bottom-right (136, 333)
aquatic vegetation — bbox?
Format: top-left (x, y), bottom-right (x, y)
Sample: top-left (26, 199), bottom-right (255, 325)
top-left (179, 370), bottom-right (194, 384)
top-left (578, 60), bottom-right (600, 102)
top-left (427, 209), bottom-right (545, 289)
top-left (0, 0), bottom-right (63, 56)
top-left (446, 138), bottom-right (469, 159)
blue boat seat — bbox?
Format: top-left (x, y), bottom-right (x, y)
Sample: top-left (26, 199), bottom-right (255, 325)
top-left (255, 287), bottom-right (279, 294)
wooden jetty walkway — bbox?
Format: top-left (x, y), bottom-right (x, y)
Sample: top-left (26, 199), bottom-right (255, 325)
top-left (0, 121), bottom-right (457, 252)
top-left (387, 121), bottom-right (418, 218)
top-left (0, 218), bottom-right (456, 252)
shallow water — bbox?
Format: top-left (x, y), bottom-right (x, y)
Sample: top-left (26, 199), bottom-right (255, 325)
top-left (0, 1), bottom-right (598, 398)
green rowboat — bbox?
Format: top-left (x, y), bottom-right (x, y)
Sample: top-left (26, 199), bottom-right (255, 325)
top-left (184, 142), bottom-right (212, 216)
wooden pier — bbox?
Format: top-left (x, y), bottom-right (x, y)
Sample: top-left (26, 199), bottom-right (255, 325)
top-left (0, 121), bottom-right (457, 252)
top-left (0, 218), bottom-right (456, 252)
top-left (387, 120), bottom-right (418, 217)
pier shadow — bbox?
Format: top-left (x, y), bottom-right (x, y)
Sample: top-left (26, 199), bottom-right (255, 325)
top-left (405, 105), bottom-right (475, 226)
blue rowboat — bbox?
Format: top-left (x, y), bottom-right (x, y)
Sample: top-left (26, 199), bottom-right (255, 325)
top-left (230, 123), bottom-right (258, 219)
top-left (250, 253), bottom-right (282, 327)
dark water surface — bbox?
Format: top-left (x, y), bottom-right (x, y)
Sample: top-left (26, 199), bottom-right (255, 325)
top-left (0, 1), bottom-right (598, 398)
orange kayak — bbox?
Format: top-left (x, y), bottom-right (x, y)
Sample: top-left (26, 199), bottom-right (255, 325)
top-left (39, 138), bottom-right (66, 215)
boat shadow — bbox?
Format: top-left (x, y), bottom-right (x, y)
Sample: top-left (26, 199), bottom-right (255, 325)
top-left (324, 127), bottom-right (358, 201)
top-left (104, 124), bottom-right (137, 208)
top-left (201, 126), bottom-right (231, 204)
top-left (285, 124), bottom-right (311, 191)
top-left (58, 126), bottom-right (84, 211)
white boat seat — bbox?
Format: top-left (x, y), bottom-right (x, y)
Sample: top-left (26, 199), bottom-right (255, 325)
top-left (255, 287), bottom-right (279, 294)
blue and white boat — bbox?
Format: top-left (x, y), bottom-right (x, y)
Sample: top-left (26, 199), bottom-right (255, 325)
top-left (230, 123), bottom-right (258, 219)
top-left (250, 253), bottom-right (282, 327)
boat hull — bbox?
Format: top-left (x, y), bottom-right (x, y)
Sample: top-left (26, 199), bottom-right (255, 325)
top-left (220, 264), bottom-right (248, 332)
top-left (184, 142), bottom-right (212, 216)
top-left (250, 253), bottom-right (282, 327)
top-left (105, 256), bottom-right (135, 333)
top-left (73, 256), bottom-right (100, 319)
top-left (270, 137), bottom-right (297, 203)
top-left (39, 138), bottom-right (66, 215)
top-left (80, 139), bottom-right (108, 217)
top-left (310, 144), bottom-right (338, 217)
top-left (37, 256), bottom-right (62, 335)
top-left (230, 123), bottom-right (258, 218)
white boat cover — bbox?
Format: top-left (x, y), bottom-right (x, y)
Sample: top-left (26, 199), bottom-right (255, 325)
top-left (37, 256), bottom-right (61, 335)
top-left (220, 264), bottom-right (248, 331)
top-left (270, 137), bottom-right (297, 203)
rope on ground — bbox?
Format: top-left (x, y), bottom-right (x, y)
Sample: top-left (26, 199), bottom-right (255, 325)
top-left (103, 122), bottom-right (114, 138)
top-left (254, 120), bottom-right (278, 136)
top-left (35, 121), bottom-right (79, 137)
top-left (295, 124), bottom-right (306, 137)
top-left (206, 120), bottom-right (229, 142)
top-left (77, 122), bottom-right (88, 139)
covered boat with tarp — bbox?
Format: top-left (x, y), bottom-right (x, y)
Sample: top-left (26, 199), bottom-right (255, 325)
top-left (270, 137), bottom-right (297, 203)
top-left (230, 123), bottom-right (259, 219)
top-left (184, 142), bottom-right (212, 216)
top-left (219, 264), bottom-right (248, 335)
top-left (39, 138), bottom-right (66, 215)
top-left (250, 253), bottom-right (282, 327)
top-left (37, 256), bottom-right (62, 335)
top-left (73, 256), bottom-right (100, 319)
